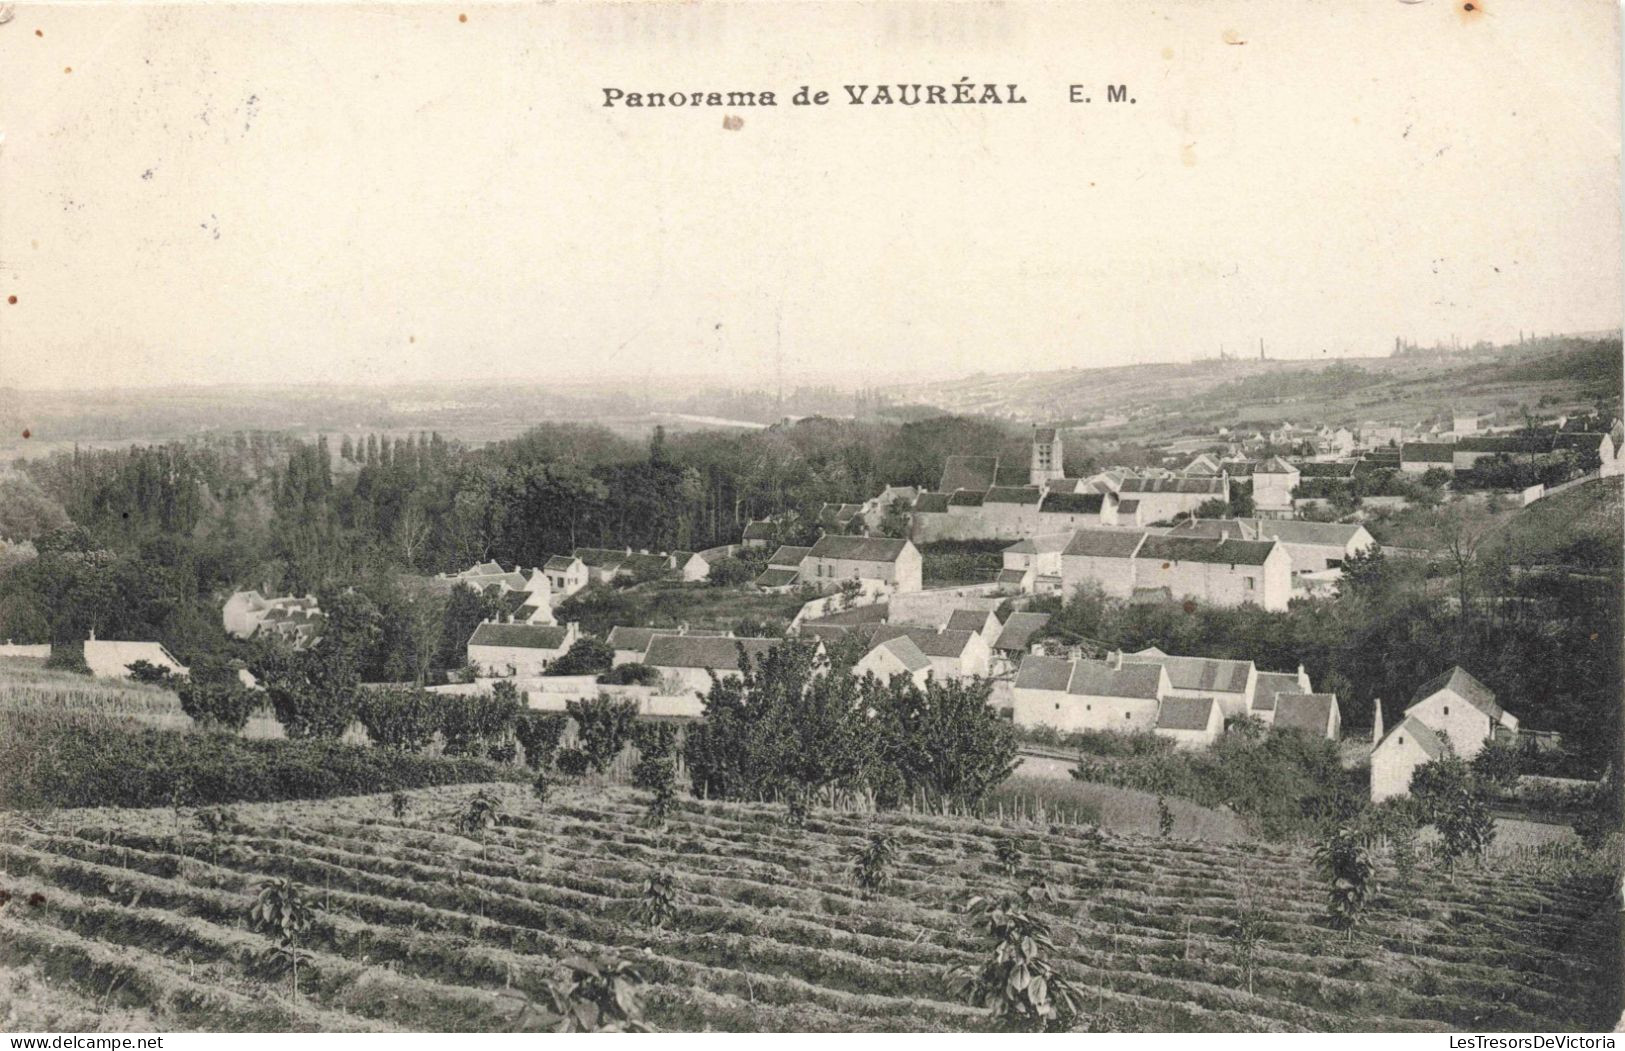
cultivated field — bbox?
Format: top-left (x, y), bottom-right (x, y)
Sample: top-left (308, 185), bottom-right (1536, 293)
top-left (0, 783), bottom-right (1615, 1032)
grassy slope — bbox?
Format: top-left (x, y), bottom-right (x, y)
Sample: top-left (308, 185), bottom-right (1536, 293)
top-left (1479, 475), bottom-right (1624, 568)
top-left (0, 782), bottom-right (1615, 1033)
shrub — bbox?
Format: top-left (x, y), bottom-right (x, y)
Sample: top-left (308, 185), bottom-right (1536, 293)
top-left (125, 660), bottom-right (178, 687)
top-left (548, 637), bottom-right (615, 677)
top-left (555, 748), bottom-right (591, 778)
top-left (597, 662), bottom-right (661, 686)
top-left (946, 884), bottom-right (1080, 1032)
top-left (44, 643), bottom-right (90, 676)
top-left (541, 956), bottom-right (650, 1033)
top-left (355, 687), bottom-right (439, 752)
top-left (636, 870), bottom-right (677, 929)
top-left (1314, 825), bottom-right (1377, 939)
top-left (851, 831), bottom-right (896, 899)
top-left (178, 678), bottom-right (261, 733)
top-left (1472, 739), bottom-right (1522, 791)
top-left (439, 691), bottom-right (521, 757)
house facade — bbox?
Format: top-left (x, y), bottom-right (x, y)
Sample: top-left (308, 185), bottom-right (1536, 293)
top-left (1154, 696), bottom-right (1225, 750)
top-left (641, 635), bottom-right (783, 696)
top-left (1401, 666), bottom-right (1517, 759)
top-left (853, 634), bottom-right (933, 688)
top-left (799, 535), bottom-right (923, 594)
top-left (1010, 656), bottom-right (1166, 734)
top-left (1251, 457), bottom-right (1300, 518)
top-left (1370, 717), bottom-right (1447, 802)
top-left (466, 621), bottom-right (579, 677)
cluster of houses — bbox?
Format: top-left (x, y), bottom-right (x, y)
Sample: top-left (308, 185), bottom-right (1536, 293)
top-left (1369, 666), bottom-right (1519, 802)
top-left (222, 590), bottom-right (326, 647)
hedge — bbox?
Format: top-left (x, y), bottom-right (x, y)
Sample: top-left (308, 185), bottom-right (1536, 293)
top-left (0, 712), bottom-right (523, 810)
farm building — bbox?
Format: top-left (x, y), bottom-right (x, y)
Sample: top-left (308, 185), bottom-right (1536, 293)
top-left (799, 535), bottom-right (923, 594)
top-left (944, 607), bottom-right (1001, 645)
top-left (1252, 457), bottom-right (1300, 517)
top-left (1000, 533), bottom-right (1071, 594)
top-left (1370, 716), bottom-right (1448, 802)
top-left (1167, 518), bottom-right (1375, 576)
top-left (754, 545), bottom-right (812, 590)
top-left (852, 634), bottom-right (933, 688)
top-left (1010, 656), bottom-right (1166, 734)
top-left (1250, 668), bottom-right (1315, 724)
top-left (861, 625), bottom-right (991, 681)
top-left (1271, 692), bottom-right (1342, 740)
top-left (1400, 442), bottom-right (1456, 474)
top-left (1115, 647), bottom-right (1257, 720)
top-left (1402, 666), bottom-right (1517, 759)
top-left (641, 635), bottom-right (784, 695)
top-left (1117, 475), bottom-right (1229, 523)
top-left (222, 590), bottom-right (324, 646)
top-left (82, 636), bottom-right (189, 681)
top-left (543, 555), bottom-right (590, 598)
top-left (739, 520), bottom-right (777, 550)
top-left (466, 621), bottom-right (579, 677)
top-left (992, 611), bottom-right (1050, 658)
top-left (1154, 696), bottom-right (1224, 750)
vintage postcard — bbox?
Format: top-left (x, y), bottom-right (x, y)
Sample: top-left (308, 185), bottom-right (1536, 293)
top-left (0, 0), bottom-right (1620, 1038)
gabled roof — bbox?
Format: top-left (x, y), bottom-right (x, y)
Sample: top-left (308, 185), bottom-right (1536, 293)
top-left (1169, 518), bottom-right (1368, 548)
top-left (803, 602), bottom-right (890, 627)
top-left (1255, 456), bottom-right (1300, 475)
top-left (1135, 535), bottom-right (1278, 567)
top-left (606, 625), bottom-right (670, 652)
top-left (1033, 427), bottom-right (1058, 443)
top-left (947, 489), bottom-right (986, 507)
top-left (1040, 492), bottom-right (1105, 515)
top-left (985, 486), bottom-right (1043, 505)
top-left (869, 634), bottom-right (932, 673)
top-left (1014, 654), bottom-right (1074, 691)
top-left (1401, 442), bottom-right (1455, 463)
top-left (1063, 528), bottom-right (1148, 559)
top-left (468, 623), bottom-right (570, 650)
top-left (1184, 454), bottom-right (1223, 476)
top-left (544, 555), bottom-right (585, 572)
top-left (867, 625), bottom-right (978, 659)
top-left (1120, 476), bottom-right (1227, 495)
top-left (741, 520), bottom-right (777, 541)
top-left (997, 567), bottom-right (1032, 585)
top-left (643, 635), bottom-right (780, 671)
top-left (1068, 661), bottom-right (1165, 700)
top-left (1273, 693), bottom-right (1339, 735)
top-left (1406, 666), bottom-right (1505, 722)
top-left (754, 567), bottom-right (801, 588)
top-left (807, 535), bottom-right (911, 563)
top-left (994, 612), bottom-right (1050, 652)
top-left (1252, 671), bottom-right (1305, 713)
top-left (946, 609), bottom-right (996, 633)
top-left (1376, 716), bottom-right (1446, 761)
top-left (913, 493), bottom-right (951, 513)
top-left (939, 455), bottom-right (1001, 493)
top-left (1117, 499), bottom-right (1141, 515)
top-left (767, 544), bottom-right (813, 567)
top-left (1156, 696), bottom-right (1219, 732)
top-left (83, 640), bottom-right (187, 678)
top-left (1004, 532), bottom-right (1073, 555)
top-left (1297, 461), bottom-right (1358, 479)
top-left (1456, 435), bottom-right (1552, 454)
top-left (1121, 650), bottom-right (1253, 694)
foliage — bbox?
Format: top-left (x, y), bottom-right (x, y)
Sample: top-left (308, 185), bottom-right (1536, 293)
top-left (597, 661), bottom-right (662, 686)
top-left (636, 870), bottom-right (677, 929)
top-left (547, 637), bottom-right (615, 677)
top-left (1157, 796), bottom-right (1174, 838)
top-left (706, 556), bottom-right (755, 587)
top-left (876, 675), bottom-right (1020, 811)
top-left (1313, 826), bottom-right (1376, 937)
top-left (850, 830), bottom-right (896, 899)
top-left (1226, 893), bottom-right (1269, 996)
top-left (639, 757), bottom-right (678, 827)
top-left (514, 711), bottom-right (569, 770)
top-left (246, 877), bottom-right (315, 998)
top-left (994, 837), bottom-right (1021, 878)
top-left (1471, 738), bottom-right (1522, 790)
top-left (43, 643), bottom-right (91, 676)
top-left (542, 956), bottom-right (651, 1033)
top-left (946, 884), bottom-right (1080, 1032)
top-left (389, 791), bottom-right (411, 820)
top-left (0, 712), bottom-right (520, 808)
top-left (555, 748), bottom-right (591, 778)
top-left (565, 694), bottom-right (639, 773)
top-left (124, 660), bottom-right (178, 687)
top-left (177, 677), bottom-right (261, 733)
top-left (355, 687), bottom-right (440, 752)
top-left (436, 690), bottom-right (521, 758)
top-left (531, 768), bottom-right (551, 806)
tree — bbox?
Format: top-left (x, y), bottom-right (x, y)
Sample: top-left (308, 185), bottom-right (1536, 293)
top-left (706, 556), bottom-right (755, 587)
top-left (598, 662), bottom-right (661, 686)
top-left (874, 675), bottom-right (1018, 812)
top-left (247, 878), bottom-right (315, 1000)
top-left (565, 694), bottom-right (639, 773)
top-left (1313, 825), bottom-right (1376, 939)
top-left (178, 676), bottom-right (260, 732)
top-left (946, 884), bottom-right (1080, 1032)
top-left (851, 830), bottom-right (896, 899)
top-left (548, 636), bottom-right (615, 677)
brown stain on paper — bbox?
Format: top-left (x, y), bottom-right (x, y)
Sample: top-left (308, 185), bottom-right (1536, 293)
top-left (722, 115), bottom-right (743, 131)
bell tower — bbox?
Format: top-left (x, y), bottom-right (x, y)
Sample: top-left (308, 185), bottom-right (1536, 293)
top-left (1029, 426), bottom-right (1064, 486)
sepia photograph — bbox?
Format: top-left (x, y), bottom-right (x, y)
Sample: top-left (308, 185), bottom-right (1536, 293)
top-left (0, 0), bottom-right (1621, 1038)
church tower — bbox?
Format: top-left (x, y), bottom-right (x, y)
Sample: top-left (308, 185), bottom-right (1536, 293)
top-left (1029, 426), bottom-right (1064, 486)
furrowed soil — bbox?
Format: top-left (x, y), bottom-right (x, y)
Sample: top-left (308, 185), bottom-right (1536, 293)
top-left (0, 783), bottom-right (1615, 1032)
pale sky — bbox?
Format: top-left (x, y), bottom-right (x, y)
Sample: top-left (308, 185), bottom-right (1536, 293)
top-left (1, 0), bottom-right (1620, 390)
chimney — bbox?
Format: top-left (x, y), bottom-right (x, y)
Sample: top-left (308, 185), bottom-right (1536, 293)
top-left (1298, 663), bottom-right (1310, 691)
top-left (88, 629), bottom-right (96, 642)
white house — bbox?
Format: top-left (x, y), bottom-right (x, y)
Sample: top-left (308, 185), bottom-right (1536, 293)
top-left (544, 556), bottom-right (591, 598)
top-left (82, 636), bottom-right (189, 681)
top-left (670, 551), bottom-right (711, 583)
top-left (222, 590), bottom-right (323, 643)
top-left (1115, 647), bottom-right (1256, 720)
top-left (641, 635), bottom-right (783, 696)
top-left (800, 535), bottom-right (923, 595)
top-left (991, 612), bottom-right (1050, 658)
top-left (740, 520), bottom-right (777, 550)
top-left (754, 545), bottom-right (812, 590)
top-left (1000, 533), bottom-right (1071, 594)
top-left (1370, 717), bottom-right (1448, 802)
top-left (1251, 457), bottom-right (1300, 518)
top-left (1154, 696), bottom-right (1224, 750)
top-left (1401, 666), bottom-right (1516, 759)
top-left (1059, 528), bottom-right (1149, 599)
top-left (1011, 656), bottom-right (1166, 734)
top-left (467, 621), bottom-right (579, 677)
top-left (862, 625), bottom-right (990, 681)
top-left (1131, 535), bottom-right (1292, 612)
top-left (1117, 476), bottom-right (1229, 523)
top-left (1168, 518), bottom-right (1375, 577)
top-left (944, 608), bottom-right (1002, 646)
top-left (853, 634), bottom-right (933, 688)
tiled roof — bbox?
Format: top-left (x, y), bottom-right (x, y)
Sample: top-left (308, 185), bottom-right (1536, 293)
top-left (1169, 518), bottom-right (1367, 548)
top-left (606, 626), bottom-right (668, 652)
top-left (754, 567), bottom-right (801, 588)
top-left (1068, 661), bottom-right (1165, 700)
top-left (1063, 528), bottom-right (1148, 559)
top-left (871, 635), bottom-right (932, 673)
top-left (767, 545), bottom-right (813, 567)
top-left (1014, 654), bottom-right (1074, 691)
top-left (1406, 666), bottom-right (1505, 721)
top-left (544, 555), bottom-right (583, 572)
top-left (643, 635), bottom-right (780, 671)
top-left (1297, 461), bottom-right (1358, 478)
top-left (997, 567), bottom-right (1032, 585)
top-left (985, 486), bottom-right (1043, 505)
top-left (867, 625), bottom-right (977, 659)
top-left (913, 493), bottom-right (951, 513)
top-left (1040, 492), bottom-right (1105, 515)
top-left (741, 521), bottom-right (776, 540)
top-left (1273, 693), bottom-right (1339, 735)
top-left (1252, 671), bottom-right (1305, 713)
top-left (1157, 696), bottom-right (1218, 732)
top-left (1033, 427), bottom-right (1058, 443)
top-left (807, 535), bottom-right (911, 563)
top-left (1117, 499), bottom-right (1141, 515)
top-left (1255, 456), bottom-right (1299, 474)
top-left (804, 602), bottom-right (890, 626)
top-left (468, 623), bottom-right (570, 650)
top-left (1120, 477), bottom-right (1227, 495)
top-left (1135, 535), bottom-right (1277, 567)
top-left (1003, 532), bottom-right (1073, 555)
top-left (1456, 435), bottom-right (1553, 454)
top-left (948, 490), bottom-right (986, 507)
top-left (993, 612), bottom-right (1050, 652)
top-left (573, 547), bottom-right (628, 569)
top-left (946, 609), bottom-right (995, 632)
top-left (1122, 650), bottom-right (1253, 693)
